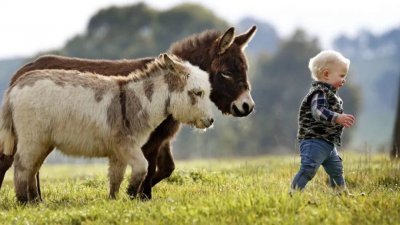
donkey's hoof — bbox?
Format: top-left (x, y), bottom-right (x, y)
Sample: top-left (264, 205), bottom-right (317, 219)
top-left (109, 194), bottom-right (117, 200)
top-left (16, 197), bottom-right (29, 205)
top-left (139, 192), bottom-right (151, 201)
top-left (30, 197), bottom-right (43, 204)
top-left (126, 185), bottom-right (138, 199)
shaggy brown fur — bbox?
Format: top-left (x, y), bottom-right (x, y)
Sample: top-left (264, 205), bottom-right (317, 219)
top-left (0, 26), bottom-right (257, 200)
top-left (10, 55), bottom-right (155, 84)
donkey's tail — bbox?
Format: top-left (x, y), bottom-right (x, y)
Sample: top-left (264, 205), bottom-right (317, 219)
top-left (0, 95), bottom-right (15, 156)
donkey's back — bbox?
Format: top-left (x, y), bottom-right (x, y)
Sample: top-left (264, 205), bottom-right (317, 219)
top-left (11, 55), bottom-right (155, 85)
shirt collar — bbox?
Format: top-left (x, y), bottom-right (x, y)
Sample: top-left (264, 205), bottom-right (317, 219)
top-left (311, 81), bottom-right (337, 93)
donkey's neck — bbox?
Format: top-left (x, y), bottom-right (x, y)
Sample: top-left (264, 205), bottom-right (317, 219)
top-left (124, 73), bottom-right (171, 135)
top-left (169, 30), bottom-right (220, 72)
top-left (124, 60), bottom-right (166, 83)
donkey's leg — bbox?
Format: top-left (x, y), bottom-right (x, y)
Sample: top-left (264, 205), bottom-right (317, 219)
top-left (27, 146), bottom-right (53, 202)
top-left (124, 146), bottom-right (148, 199)
top-left (14, 152), bottom-right (29, 203)
top-left (14, 141), bottom-right (48, 204)
top-left (152, 142), bottom-right (175, 187)
top-left (139, 130), bottom-right (168, 200)
top-left (108, 156), bottom-right (127, 199)
top-left (36, 172), bottom-right (41, 199)
top-left (14, 150), bottom-right (39, 203)
top-left (0, 152), bottom-right (14, 190)
top-left (27, 172), bottom-right (40, 202)
top-left (139, 145), bottom-right (158, 200)
top-left (141, 116), bottom-right (180, 194)
top-left (34, 146), bottom-right (53, 200)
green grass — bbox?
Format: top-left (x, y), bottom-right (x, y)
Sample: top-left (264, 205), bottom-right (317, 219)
top-left (1, 153), bottom-right (399, 225)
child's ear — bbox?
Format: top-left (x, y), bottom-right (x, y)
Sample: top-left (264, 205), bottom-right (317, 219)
top-left (322, 69), bottom-right (329, 79)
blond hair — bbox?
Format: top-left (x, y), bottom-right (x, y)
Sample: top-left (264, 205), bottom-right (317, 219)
top-left (308, 50), bottom-right (350, 80)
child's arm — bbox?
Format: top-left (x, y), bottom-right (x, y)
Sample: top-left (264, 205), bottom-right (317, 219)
top-left (310, 92), bottom-right (340, 124)
top-left (310, 92), bottom-right (355, 127)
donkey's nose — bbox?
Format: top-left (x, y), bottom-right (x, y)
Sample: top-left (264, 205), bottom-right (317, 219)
top-left (242, 102), bottom-right (254, 114)
top-left (231, 91), bottom-right (255, 117)
top-left (203, 118), bottom-right (214, 128)
top-left (232, 103), bottom-right (254, 117)
top-left (231, 100), bottom-right (255, 117)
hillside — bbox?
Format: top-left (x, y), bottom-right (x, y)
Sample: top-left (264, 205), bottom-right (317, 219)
top-left (0, 2), bottom-right (395, 160)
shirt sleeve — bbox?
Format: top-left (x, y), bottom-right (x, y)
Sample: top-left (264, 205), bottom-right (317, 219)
top-left (310, 92), bottom-right (339, 124)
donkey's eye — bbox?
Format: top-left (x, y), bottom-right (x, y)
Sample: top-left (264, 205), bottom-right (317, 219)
top-left (195, 90), bottom-right (204, 98)
top-left (220, 72), bottom-right (233, 80)
top-left (189, 89), bottom-right (205, 98)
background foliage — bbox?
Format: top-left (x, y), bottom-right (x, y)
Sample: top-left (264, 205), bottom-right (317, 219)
top-left (0, 2), bottom-right (398, 160)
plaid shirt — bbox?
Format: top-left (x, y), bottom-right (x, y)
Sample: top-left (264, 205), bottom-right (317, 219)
top-left (297, 81), bottom-right (344, 146)
top-left (310, 92), bottom-right (339, 125)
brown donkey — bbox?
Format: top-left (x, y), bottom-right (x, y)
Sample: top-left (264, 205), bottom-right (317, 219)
top-left (0, 26), bottom-right (257, 199)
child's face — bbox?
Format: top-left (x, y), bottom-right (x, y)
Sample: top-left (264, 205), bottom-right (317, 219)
top-left (323, 62), bottom-right (348, 89)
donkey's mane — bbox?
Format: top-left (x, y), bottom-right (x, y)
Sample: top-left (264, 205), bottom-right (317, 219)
top-left (116, 55), bottom-right (184, 83)
top-left (168, 29), bottom-right (221, 55)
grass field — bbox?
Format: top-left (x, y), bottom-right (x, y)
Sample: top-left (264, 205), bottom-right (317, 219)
top-left (0, 152), bottom-right (399, 225)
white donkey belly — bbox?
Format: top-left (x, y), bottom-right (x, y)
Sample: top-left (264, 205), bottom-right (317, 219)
top-left (51, 122), bottom-right (112, 157)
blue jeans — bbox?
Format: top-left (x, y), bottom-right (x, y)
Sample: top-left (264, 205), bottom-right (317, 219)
top-left (291, 139), bottom-right (345, 190)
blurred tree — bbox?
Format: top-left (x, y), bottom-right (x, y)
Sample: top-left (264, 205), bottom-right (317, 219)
top-left (391, 77), bottom-right (400, 159)
top-left (334, 27), bottom-right (400, 152)
top-left (155, 3), bottom-right (228, 50)
top-left (251, 29), bottom-right (361, 152)
top-left (250, 30), bottom-right (320, 152)
top-left (63, 3), bottom-right (158, 58)
top-left (59, 2), bottom-right (228, 59)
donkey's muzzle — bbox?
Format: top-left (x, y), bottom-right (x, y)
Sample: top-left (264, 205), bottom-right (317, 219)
top-left (231, 102), bottom-right (254, 117)
top-left (231, 91), bottom-right (255, 117)
top-left (193, 117), bottom-right (214, 129)
top-left (201, 118), bottom-right (214, 128)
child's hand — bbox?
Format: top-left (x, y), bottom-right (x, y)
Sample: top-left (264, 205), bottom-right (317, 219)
top-left (336, 114), bottom-right (355, 128)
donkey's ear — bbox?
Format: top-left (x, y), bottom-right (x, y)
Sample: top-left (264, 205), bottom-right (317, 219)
top-left (161, 53), bottom-right (176, 71)
top-left (234, 25), bottom-right (257, 50)
top-left (217, 27), bottom-right (235, 55)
